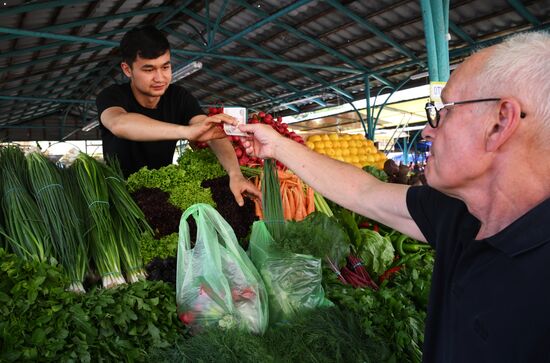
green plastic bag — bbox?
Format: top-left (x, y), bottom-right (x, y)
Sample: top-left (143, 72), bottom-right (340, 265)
top-left (176, 203), bottom-right (268, 334)
top-left (250, 221), bottom-right (332, 324)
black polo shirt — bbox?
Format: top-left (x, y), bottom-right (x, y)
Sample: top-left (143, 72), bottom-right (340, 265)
top-left (96, 83), bottom-right (204, 177)
top-left (407, 186), bottom-right (550, 363)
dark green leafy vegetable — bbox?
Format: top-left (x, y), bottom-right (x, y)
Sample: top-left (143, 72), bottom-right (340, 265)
top-left (150, 306), bottom-right (383, 363)
top-left (277, 212), bottom-right (351, 267)
top-left (177, 148), bottom-right (226, 182)
top-left (139, 232), bottom-right (178, 265)
top-left (362, 165), bottom-right (389, 182)
top-left (168, 181), bottom-right (215, 211)
top-left (356, 229), bottom-right (395, 277)
top-left (0, 248), bottom-right (185, 362)
top-left (126, 164), bottom-right (186, 193)
top-left (131, 188), bottom-right (183, 238)
top-left (325, 250), bottom-right (434, 363)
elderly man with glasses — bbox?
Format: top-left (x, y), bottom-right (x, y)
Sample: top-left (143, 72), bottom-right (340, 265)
top-left (239, 31), bottom-right (550, 362)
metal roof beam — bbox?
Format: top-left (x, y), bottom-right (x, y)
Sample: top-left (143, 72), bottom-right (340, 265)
top-left (156, 0), bottom-right (196, 27)
top-left (2, 109), bottom-right (62, 128)
top-left (325, 0), bottom-right (419, 62)
top-left (449, 21), bottom-right (475, 45)
top-left (168, 29), bottom-right (323, 106)
top-left (0, 26), bottom-right (360, 75)
top-left (234, 0), bottom-right (394, 87)
top-left (0, 42), bottom-right (106, 74)
top-left (197, 65), bottom-right (272, 101)
top-left (0, 6), bottom-right (171, 43)
top-left (181, 8), bottom-right (354, 100)
top-left (208, 0), bottom-right (230, 46)
top-left (3, 71), bottom-right (87, 92)
top-left (506, 0), bottom-right (541, 26)
top-left (0, 95), bottom-right (94, 105)
top-left (200, 65), bottom-right (302, 111)
top-left (0, 26), bottom-right (133, 59)
top-left (0, 0), bottom-right (96, 17)
top-left (208, 0), bottom-right (312, 52)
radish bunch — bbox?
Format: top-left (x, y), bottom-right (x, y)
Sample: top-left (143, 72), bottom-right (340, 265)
top-left (204, 108), bottom-right (305, 170)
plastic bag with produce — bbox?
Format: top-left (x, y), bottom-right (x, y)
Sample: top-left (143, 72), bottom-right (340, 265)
top-left (176, 203), bottom-right (268, 334)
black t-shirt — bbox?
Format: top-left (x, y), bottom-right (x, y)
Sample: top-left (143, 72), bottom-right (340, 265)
top-left (407, 185), bottom-right (550, 363)
top-left (96, 83), bottom-right (204, 177)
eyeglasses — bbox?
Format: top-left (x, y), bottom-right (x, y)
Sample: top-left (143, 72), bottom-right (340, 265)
top-left (424, 98), bottom-right (526, 128)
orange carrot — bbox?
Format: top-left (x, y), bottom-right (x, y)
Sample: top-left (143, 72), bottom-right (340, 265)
top-left (292, 188), bottom-right (305, 221)
top-left (282, 188), bottom-right (293, 220)
top-left (254, 176), bottom-right (263, 219)
top-left (305, 185), bottom-right (315, 214)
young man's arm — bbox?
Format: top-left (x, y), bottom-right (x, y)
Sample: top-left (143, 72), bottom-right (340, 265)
top-left (99, 107), bottom-right (231, 142)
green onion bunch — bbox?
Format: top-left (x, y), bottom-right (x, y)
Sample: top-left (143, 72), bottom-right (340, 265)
top-left (60, 165), bottom-right (91, 255)
top-left (0, 146), bottom-right (51, 262)
top-left (27, 152), bottom-right (88, 293)
top-left (74, 153), bottom-right (125, 288)
top-left (261, 159), bottom-right (285, 241)
top-left (102, 161), bottom-right (153, 283)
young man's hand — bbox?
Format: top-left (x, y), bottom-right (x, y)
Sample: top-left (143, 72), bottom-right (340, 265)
top-left (229, 173), bottom-right (261, 206)
top-left (187, 113), bottom-right (238, 142)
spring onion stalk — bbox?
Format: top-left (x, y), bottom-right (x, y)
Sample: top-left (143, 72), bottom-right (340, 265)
top-left (101, 161), bottom-right (152, 283)
top-left (313, 191), bottom-right (334, 217)
top-left (27, 152), bottom-right (87, 293)
top-left (261, 159), bottom-right (285, 241)
top-left (0, 146), bottom-right (51, 262)
top-left (58, 167), bottom-right (91, 290)
top-left (240, 165), bottom-right (262, 178)
top-left (74, 153), bottom-right (125, 288)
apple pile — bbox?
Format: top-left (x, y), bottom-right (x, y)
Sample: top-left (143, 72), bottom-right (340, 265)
top-left (203, 108), bottom-right (305, 169)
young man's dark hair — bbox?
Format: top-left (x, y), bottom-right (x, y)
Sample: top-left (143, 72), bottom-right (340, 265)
top-left (119, 25), bottom-right (170, 65)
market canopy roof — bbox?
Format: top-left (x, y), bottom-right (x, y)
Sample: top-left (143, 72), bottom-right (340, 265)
top-left (0, 0), bottom-right (549, 141)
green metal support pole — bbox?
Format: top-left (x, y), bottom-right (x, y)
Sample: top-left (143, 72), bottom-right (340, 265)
top-left (431, 0), bottom-right (450, 81)
top-left (365, 76), bottom-right (373, 140)
top-left (0, 95), bottom-right (94, 105)
top-left (420, 0), bottom-right (439, 82)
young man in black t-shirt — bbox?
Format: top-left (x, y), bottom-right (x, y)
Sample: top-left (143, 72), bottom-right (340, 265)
top-left (96, 25), bottom-right (259, 206)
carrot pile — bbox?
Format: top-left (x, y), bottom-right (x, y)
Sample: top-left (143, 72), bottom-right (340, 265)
top-left (253, 169), bottom-right (315, 221)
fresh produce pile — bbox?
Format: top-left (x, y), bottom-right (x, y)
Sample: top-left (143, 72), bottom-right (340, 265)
top-left (206, 107), bottom-right (306, 169)
top-left (383, 158), bottom-right (427, 185)
top-left (306, 133), bottom-right (387, 169)
top-left (128, 149), bottom-right (255, 243)
top-left (246, 167), bottom-right (316, 222)
top-left (0, 146), bottom-right (150, 291)
top-left (0, 142), bottom-right (434, 362)
top-left (201, 175), bottom-right (256, 243)
top-left (0, 248), bottom-right (184, 362)
top-left (150, 306), bottom-right (385, 362)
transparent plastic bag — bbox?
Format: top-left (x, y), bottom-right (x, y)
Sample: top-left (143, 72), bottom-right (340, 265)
top-left (250, 221), bottom-right (332, 324)
top-left (176, 203), bottom-right (268, 334)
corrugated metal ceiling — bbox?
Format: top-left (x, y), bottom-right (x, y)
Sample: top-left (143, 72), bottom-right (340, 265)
top-left (0, 0), bottom-right (549, 142)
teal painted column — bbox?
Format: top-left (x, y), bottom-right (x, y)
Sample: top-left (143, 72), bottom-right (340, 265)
top-left (420, 0), bottom-right (450, 84)
top-left (415, 0), bottom-right (450, 164)
top-left (364, 76), bottom-right (374, 140)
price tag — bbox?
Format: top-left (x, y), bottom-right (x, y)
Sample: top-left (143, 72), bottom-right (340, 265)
top-left (429, 82), bottom-right (446, 102)
top-left (222, 107), bottom-right (248, 136)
